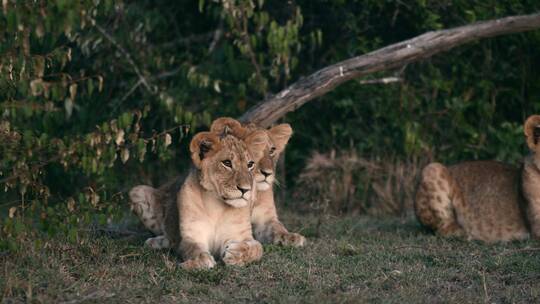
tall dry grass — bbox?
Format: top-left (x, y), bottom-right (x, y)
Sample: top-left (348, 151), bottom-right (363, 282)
top-left (293, 149), bottom-right (431, 216)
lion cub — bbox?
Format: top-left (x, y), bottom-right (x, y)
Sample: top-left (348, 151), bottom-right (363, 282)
top-left (210, 118), bottom-right (306, 247)
top-left (414, 115), bottom-right (540, 242)
top-left (131, 127), bottom-right (267, 269)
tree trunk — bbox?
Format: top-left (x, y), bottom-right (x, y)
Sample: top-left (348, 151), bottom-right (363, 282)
top-left (240, 13), bottom-right (540, 127)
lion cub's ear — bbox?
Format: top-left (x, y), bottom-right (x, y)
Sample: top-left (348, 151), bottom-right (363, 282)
top-left (268, 124), bottom-right (293, 152)
top-left (524, 115), bottom-right (540, 150)
top-left (210, 117), bottom-right (247, 138)
top-left (244, 130), bottom-right (268, 162)
top-left (190, 132), bottom-right (221, 168)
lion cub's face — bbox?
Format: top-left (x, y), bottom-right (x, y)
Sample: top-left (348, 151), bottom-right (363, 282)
top-left (254, 124), bottom-right (293, 191)
top-left (190, 131), bottom-right (267, 208)
top-left (525, 114), bottom-right (540, 168)
top-left (210, 118), bottom-right (293, 192)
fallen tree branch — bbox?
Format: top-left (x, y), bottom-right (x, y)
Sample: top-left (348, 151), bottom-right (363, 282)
top-left (240, 13), bottom-right (540, 127)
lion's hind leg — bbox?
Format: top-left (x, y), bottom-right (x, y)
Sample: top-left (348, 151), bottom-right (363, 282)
top-left (144, 235), bottom-right (171, 249)
top-left (129, 185), bottom-right (165, 236)
top-left (414, 163), bottom-right (464, 237)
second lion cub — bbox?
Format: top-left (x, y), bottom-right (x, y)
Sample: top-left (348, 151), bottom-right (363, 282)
top-left (414, 115), bottom-right (540, 242)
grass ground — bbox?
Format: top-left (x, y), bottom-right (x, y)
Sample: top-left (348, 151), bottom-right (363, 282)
top-left (2, 212), bottom-right (539, 303)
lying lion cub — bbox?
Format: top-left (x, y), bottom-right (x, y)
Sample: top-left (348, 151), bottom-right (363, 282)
top-left (414, 115), bottom-right (540, 242)
top-left (210, 118), bottom-right (306, 247)
top-left (130, 126), bottom-right (267, 269)
top-left (131, 118), bottom-right (305, 251)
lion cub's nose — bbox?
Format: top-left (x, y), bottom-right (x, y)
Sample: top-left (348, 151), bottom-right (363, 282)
top-left (261, 170), bottom-right (273, 177)
top-left (237, 185), bottom-right (250, 195)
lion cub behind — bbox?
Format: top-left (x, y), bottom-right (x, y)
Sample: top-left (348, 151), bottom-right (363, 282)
top-left (131, 127), bottom-right (267, 269)
top-left (210, 118), bottom-right (306, 247)
top-left (414, 115), bottom-right (540, 242)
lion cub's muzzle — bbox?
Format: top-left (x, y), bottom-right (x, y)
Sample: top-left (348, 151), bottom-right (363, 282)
top-left (256, 169), bottom-right (274, 191)
top-left (223, 184), bottom-right (253, 208)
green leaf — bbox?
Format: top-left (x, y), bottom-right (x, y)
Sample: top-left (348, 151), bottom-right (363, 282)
top-left (198, 0), bottom-right (205, 12)
top-left (87, 78), bottom-right (94, 96)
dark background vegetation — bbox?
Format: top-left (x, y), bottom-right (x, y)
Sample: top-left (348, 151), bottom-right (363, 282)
top-left (2, 1), bottom-right (540, 244)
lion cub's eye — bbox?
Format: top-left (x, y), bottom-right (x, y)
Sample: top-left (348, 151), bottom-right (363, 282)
top-left (222, 160), bottom-right (232, 168)
top-left (247, 161), bottom-right (255, 170)
top-left (269, 147), bottom-right (276, 155)
top-left (534, 126), bottom-right (540, 144)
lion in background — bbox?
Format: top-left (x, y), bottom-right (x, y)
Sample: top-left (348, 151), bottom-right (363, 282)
top-left (415, 115), bottom-right (540, 242)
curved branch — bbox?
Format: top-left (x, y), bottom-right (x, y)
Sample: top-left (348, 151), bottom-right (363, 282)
top-left (240, 13), bottom-right (540, 127)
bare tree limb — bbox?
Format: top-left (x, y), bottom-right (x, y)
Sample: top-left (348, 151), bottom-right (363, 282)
top-left (119, 67), bottom-right (183, 103)
top-left (358, 77), bottom-right (402, 85)
top-left (208, 15), bottom-right (225, 53)
top-left (159, 32), bottom-right (215, 48)
top-left (95, 24), bottom-right (155, 94)
top-left (240, 13), bottom-right (540, 127)
top-left (119, 79), bottom-right (143, 103)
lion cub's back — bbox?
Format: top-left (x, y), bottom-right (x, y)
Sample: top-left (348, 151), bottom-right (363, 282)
top-left (449, 161), bottom-right (529, 241)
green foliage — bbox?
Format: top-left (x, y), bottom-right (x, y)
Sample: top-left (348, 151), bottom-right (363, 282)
top-left (2, 0), bottom-right (540, 241)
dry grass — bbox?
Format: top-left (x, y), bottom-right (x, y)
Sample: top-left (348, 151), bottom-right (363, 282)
top-left (293, 150), bottom-right (430, 216)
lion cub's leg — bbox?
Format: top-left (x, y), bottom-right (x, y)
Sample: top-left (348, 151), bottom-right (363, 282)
top-left (252, 191), bottom-right (306, 247)
top-left (219, 216), bottom-right (263, 266)
top-left (178, 218), bottom-right (217, 270)
top-left (415, 163), bottom-right (464, 237)
top-left (221, 239), bottom-right (263, 266)
top-left (130, 185), bottom-right (174, 249)
top-left (268, 221), bottom-right (306, 247)
top-left (527, 201), bottom-right (540, 239)
top-left (254, 219), bottom-right (306, 247)
top-left (179, 240), bottom-right (216, 270)
top-left (522, 162), bottom-right (540, 239)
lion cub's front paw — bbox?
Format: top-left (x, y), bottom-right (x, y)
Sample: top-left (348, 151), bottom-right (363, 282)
top-left (274, 232), bottom-right (306, 247)
top-left (180, 252), bottom-right (216, 270)
top-left (222, 240), bottom-right (263, 266)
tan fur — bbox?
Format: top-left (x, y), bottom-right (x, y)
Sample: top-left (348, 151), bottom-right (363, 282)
top-left (211, 118), bottom-right (306, 247)
top-left (414, 115), bottom-right (540, 242)
top-left (129, 185), bottom-right (165, 236)
top-left (130, 125), bottom-right (267, 269)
